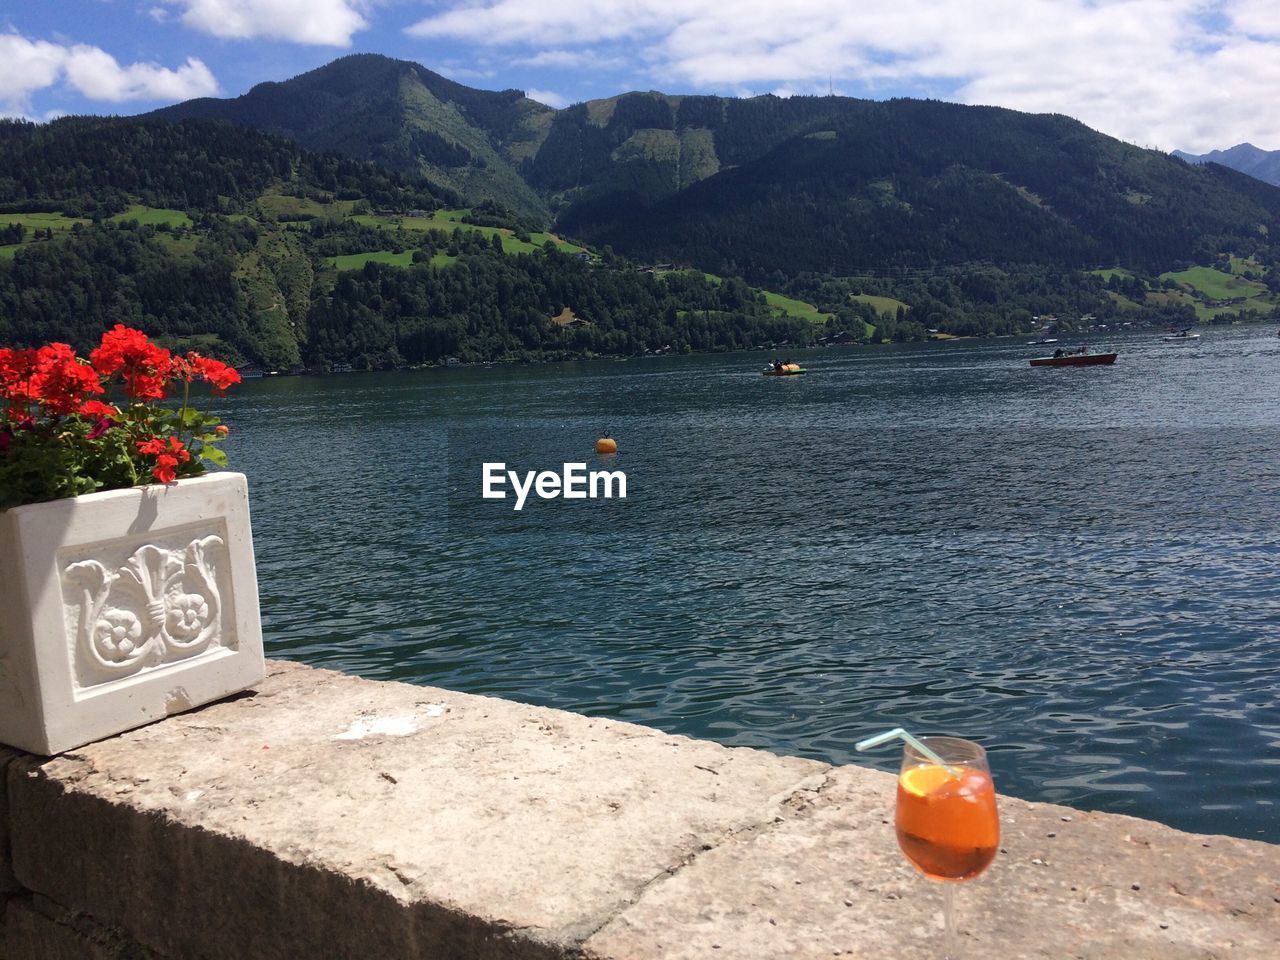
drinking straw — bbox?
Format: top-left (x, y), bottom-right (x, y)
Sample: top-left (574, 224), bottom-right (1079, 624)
top-left (855, 727), bottom-right (960, 778)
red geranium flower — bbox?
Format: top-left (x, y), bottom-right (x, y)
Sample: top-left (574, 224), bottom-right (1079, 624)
top-left (29, 343), bottom-right (104, 416)
top-left (4, 328), bottom-right (240, 508)
top-left (152, 454), bottom-right (179, 484)
top-left (78, 399), bottom-right (119, 419)
top-left (90, 325), bottom-right (172, 401)
top-left (0, 347), bottom-right (40, 415)
top-left (192, 355), bottom-right (242, 395)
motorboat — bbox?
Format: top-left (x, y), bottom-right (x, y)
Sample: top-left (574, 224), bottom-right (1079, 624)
top-left (1024, 353), bottom-right (1116, 368)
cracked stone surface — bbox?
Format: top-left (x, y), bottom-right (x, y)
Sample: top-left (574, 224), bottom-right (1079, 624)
top-left (4, 660), bottom-right (1278, 959)
top-left (6, 660), bottom-right (823, 959)
top-left (584, 765), bottom-right (1280, 959)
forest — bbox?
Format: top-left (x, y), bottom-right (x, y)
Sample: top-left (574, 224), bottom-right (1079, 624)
top-left (2, 113), bottom-right (1278, 369)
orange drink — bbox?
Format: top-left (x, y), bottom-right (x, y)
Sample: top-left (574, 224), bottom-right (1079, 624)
top-left (856, 730), bottom-right (1000, 957)
top-left (895, 762), bottom-right (999, 881)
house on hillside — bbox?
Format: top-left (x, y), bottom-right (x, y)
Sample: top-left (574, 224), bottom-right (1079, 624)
top-left (550, 307), bottom-right (591, 329)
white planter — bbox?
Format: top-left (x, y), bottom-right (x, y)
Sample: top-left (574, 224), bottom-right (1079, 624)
top-left (0, 472), bottom-right (265, 755)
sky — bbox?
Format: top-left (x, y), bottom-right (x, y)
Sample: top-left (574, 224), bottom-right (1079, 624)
top-left (3, 0), bottom-right (1280, 154)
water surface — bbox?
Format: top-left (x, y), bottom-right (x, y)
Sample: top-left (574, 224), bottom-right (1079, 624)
top-left (220, 327), bottom-right (1280, 841)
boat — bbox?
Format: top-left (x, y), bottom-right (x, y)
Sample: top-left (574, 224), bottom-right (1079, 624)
top-left (1029, 351), bottom-right (1117, 367)
top-left (763, 362), bottom-right (806, 376)
top-left (1027, 338), bottom-right (1058, 345)
top-left (1162, 330), bottom-right (1201, 342)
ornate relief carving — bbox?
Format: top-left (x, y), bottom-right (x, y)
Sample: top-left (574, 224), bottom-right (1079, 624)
top-left (64, 535), bottom-right (228, 686)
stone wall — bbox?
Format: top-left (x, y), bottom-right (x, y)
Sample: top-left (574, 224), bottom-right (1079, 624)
top-left (1, 661), bottom-right (1277, 959)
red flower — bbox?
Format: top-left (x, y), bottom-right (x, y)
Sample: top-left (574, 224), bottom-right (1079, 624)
top-left (137, 435), bottom-right (191, 484)
top-left (168, 436), bottom-right (192, 462)
top-left (90, 325), bottom-right (172, 401)
top-left (0, 347), bottom-right (40, 415)
top-left (78, 399), bottom-right (119, 419)
top-left (152, 454), bottom-right (179, 484)
top-left (28, 343), bottom-right (104, 416)
top-left (214, 424), bottom-right (230, 436)
top-left (192, 355), bottom-right (241, 395)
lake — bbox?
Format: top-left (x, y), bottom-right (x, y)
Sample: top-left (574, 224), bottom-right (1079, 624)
top-left (218, 326), bottom-right (1280, 841)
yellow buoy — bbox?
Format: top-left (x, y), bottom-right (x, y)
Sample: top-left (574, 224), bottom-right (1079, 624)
top-left (595, 436), bottom-right (618, 454)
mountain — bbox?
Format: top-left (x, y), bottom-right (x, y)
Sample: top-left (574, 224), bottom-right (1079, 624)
top-left (149, 54), bottom-right (554, 222)
top-left (0, 116), bottom-right (828, 367)
top-left (554, 97), bottom-right (1280, 277)
top-left (145, 56), bottom-right (1280, 281)
top-left (1172, 143), bottom-right (1280, 187)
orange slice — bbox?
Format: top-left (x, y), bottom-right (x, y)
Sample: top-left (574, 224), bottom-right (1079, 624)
top-left (899, 764), bottom-right (956, 797)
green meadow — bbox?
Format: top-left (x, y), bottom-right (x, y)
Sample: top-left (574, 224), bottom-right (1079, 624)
top-left (0, 211), bottom-right (91, 257)
top-left (350, 208), bottom-right (584, 255)
top-left (1159, 266), bottom-right (1266, 302)
top-left (325, 250), bottom-right (418, 270)
top-left (1089, 267), bottom-right (1136, 283)
top-left (849, 293), bottom-right (908, 317)
top-left (109, 205), bottom-right (192, 228)
top-left (762, 290), bottom-right (832, 324)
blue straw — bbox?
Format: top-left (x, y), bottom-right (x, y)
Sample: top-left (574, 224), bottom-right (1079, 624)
top-left (856, 727), bottom-right (960, 778)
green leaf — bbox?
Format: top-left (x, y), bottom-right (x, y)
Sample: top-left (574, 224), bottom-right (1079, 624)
top-left (201, 446), bottom-right (228, 468)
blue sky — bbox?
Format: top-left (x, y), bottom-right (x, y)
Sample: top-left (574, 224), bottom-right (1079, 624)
top-left (4, 1), bottom-right (1280, 153)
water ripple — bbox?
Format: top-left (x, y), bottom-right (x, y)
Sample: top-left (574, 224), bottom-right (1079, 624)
top-left (223, 327), bottom-right (1280, 842)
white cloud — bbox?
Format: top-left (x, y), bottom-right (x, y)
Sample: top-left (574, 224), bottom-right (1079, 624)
top-left (0, 32), bottom-right (218, 114)
top-left (0, 34), bottom-right (70, 112)
top-left (525, 88), bottom-right (568, 108)
top-left (63, 48), bottom-right (218, 102)
top-left (160, 0), bottom-right (369, 46)
top-left (513, 48), bottom-right (630, 71)
top-left (404, 0), bottom-right (1280, 152)
top-left (1227, 0), bottom-right (1280, 39)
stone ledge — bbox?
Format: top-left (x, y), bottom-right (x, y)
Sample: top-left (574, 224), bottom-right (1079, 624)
top-left (3, 660), bottom-right (1278, 959)
top-left (0, 749), bottom-right (18, 896)
top-left (7, 660), bottom-right (822, 959)
top-left (584, 766), bottom-right (1280, 959)
top-left (4, 895), bottom-right (167, 960)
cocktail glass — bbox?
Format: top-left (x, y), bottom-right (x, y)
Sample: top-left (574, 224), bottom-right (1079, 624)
top-left (894, 736), bottom-right (999, 958)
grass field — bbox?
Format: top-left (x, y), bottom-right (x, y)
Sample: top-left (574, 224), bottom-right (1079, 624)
top-left (1228, 256), bottom-right (1266, 276)
top-left (850, 293), bottom-right (908, 317)
top-left (109, 205), bottom-right (192, 228)
top-left (349, 209), bottom-right (585, 255)
top-left (258, 192), bottom-right (362, 220)
top-left (324, 249), bottom-right (463, 272)
top-left (1089, 267), bottom-right (1135, 282)
top-left (0, 211), bottom-right (92, 258)
top-left (1159, 266), bottom-right (1266, 301)
top-left (155, 233), bottom-right (200, 256)
top-left (1104, 290), bottom-right (1143, 311)
top-left (681, 271), bottom-right (840, 325)
top-left (325, 250), bottom-right (418, 270)
top-left (763, 290), bottom-right (833, 324)
top-left (0, 211), bottom-right (90, 233)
